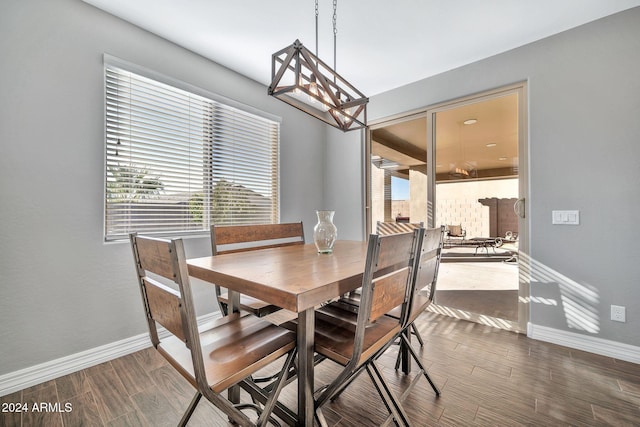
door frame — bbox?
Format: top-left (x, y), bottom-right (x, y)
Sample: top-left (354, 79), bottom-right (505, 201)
top-left (365, 82), bottom-right (529, 333)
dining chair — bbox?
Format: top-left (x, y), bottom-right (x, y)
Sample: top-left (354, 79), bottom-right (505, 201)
top-left (392, 226), bottom-right (444, 396)
top-left (130, 234), bottom-right (297, 427)
top-left (211, 222), bottom-right (305, 317)
top-left (378, 225), bottom-right (444, 349)
top-left (310, 231), bottom-right (422, 426)
top-left (324, 227), bottom-right (443, 423)
top-left (339, 221), bottom-right (423, 315)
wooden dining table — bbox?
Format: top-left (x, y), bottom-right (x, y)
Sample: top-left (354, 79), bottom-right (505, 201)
top-left (187, 240), bottom-right (369, 426)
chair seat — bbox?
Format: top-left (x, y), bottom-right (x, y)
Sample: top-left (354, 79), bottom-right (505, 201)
top-left (313, 304), bottom-right (401, 366)
top-left (158, 312), bottom-right (296, 393)
top-left (218, 292), bottom-right (282, 317)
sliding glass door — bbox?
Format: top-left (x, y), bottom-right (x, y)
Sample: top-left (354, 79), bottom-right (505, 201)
top-left (367, 83), bottom-right (528, 332)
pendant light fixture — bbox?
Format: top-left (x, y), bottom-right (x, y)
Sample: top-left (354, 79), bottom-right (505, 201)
top-left (268, 0), bottom-right (368, 131)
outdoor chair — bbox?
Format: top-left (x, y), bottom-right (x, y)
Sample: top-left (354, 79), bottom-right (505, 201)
top-left (307, 231), bottom-right (422, 426)
top-left (445, 224), bottom-right (466, 240)
top-left (211, 222), bottom-right (305, 317)
top-left (130, 234), bottom-right (297, 427)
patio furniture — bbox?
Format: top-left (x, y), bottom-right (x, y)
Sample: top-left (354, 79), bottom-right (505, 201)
top-left (443, 231), bottom-right (505, 255)
top-left (445, 224), bottom-right (466, 242)
top-left (211, 222), bottom-right (305, 317)
top-left (467, 237), bottom-right (502, 255)
top-left (130, 234), bottom-right (297, 427)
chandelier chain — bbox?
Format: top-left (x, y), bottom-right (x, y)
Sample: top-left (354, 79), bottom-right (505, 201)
top-left (315, 0), bottom-right (319, 56)
top-left (333, 0), bottom-right (337, 35)
top-left (333, 0), bottom-right (338, 71)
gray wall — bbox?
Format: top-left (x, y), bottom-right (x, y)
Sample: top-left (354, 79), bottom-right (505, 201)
top-left (323, 127), bottom-right (366, 241)
top-left (326, 7), bottom-right (640, 346)
top-left (0, 0), bottom-right (326, 375)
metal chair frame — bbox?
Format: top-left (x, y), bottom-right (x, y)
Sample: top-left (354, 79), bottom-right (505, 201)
top-left (313, 231), bottom-right (422, 427)
top-left (130, 234), bottom-right (297, 426)
top-left (393, 226), bottom-right (445, 396)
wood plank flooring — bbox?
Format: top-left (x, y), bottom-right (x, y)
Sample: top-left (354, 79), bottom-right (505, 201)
top-left (2, 312), bottom-right (639, 426)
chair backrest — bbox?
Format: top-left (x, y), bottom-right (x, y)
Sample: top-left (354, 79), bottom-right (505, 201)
top-left (351, 230), bottom-right (421, 365)
top-left (403, 226), bottom-right (444, 327)
top-left (211, 222), bottom-right (305, 255)
top-left (376, 221), bottom-right (423, 236)
top-left (130, 235), bottom-right (202, 358)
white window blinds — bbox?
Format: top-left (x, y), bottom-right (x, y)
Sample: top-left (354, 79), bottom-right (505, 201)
top-left (105, 64), bottom-right (279, 241)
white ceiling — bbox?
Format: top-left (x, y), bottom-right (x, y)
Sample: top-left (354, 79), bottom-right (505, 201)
top-left (83, 0), bottom-right (640, 96)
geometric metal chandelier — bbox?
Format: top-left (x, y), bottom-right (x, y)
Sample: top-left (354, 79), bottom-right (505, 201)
top-left (268, 1), bottom-right (368, 131)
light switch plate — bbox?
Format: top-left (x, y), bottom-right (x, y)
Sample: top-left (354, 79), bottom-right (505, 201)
top-left (552, 210), bottom-right (580, 225)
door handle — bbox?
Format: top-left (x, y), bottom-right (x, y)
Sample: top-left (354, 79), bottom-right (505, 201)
top-left (514, 198), bottom-right (525, 219)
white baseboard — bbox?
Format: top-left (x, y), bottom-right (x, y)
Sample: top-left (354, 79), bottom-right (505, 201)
top-left (0, 312), bottom-right (220, 397)
top-left (528, 323), bottom-right (640, 364)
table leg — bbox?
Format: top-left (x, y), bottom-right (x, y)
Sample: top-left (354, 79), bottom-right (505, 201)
top-left (228, 290), bottom-right (240, 314)
top-left (228, 290), bottom-right (241, 405)
top-left (298, 308), bottom-right (315, 426)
